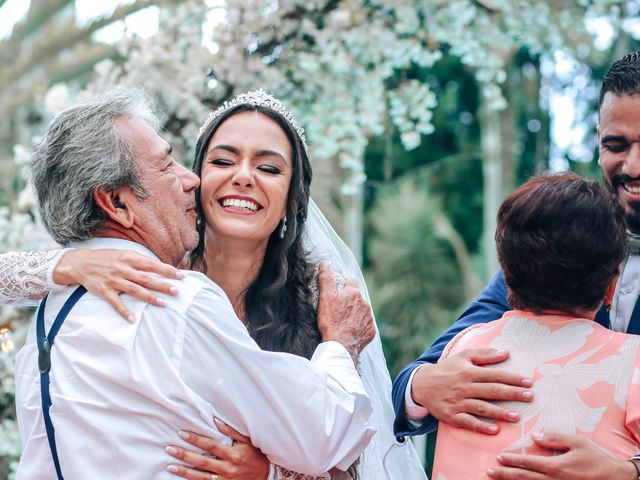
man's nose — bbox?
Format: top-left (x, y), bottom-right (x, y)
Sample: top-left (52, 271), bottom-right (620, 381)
top-left (179, 164), bottom-right (200, 190)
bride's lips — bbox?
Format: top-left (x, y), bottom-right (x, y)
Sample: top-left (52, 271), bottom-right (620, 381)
top-left (217, 195), bottom-right (264, 215)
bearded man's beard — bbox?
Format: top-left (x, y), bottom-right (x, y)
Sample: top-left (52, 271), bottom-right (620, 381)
top-left (604, 172), bottom-right (640, 233)
top-left (626, 202), bottom-right (640, 234)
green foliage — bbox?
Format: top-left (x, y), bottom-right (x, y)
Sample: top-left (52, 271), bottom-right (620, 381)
top-left (367, 176), bottom-right (467, 376)
top-left (365, 53), bottom-right (485, 255)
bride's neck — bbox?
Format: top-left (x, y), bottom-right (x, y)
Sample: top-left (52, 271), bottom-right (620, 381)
top-left (202, 231), bottom-right (268, 322)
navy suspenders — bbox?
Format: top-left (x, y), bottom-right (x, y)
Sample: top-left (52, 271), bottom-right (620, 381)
top-left (36, 286), bottom-right (87, 480)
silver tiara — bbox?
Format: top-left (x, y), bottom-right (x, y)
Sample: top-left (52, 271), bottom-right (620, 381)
top-left (198, 89), bottom-right (309, 154)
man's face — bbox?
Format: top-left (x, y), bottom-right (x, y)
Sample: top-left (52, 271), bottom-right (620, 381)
top-left (598, 93), bottom-right (640, 233)
top-left (115, 117), bottom-right (200, 265)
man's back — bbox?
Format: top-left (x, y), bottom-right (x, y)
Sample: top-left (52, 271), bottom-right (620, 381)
top-left (16, 265), bottom-right (222, 479)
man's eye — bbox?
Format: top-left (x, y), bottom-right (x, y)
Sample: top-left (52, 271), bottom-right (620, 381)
top-left (603, 143), bottom-right (628, 153)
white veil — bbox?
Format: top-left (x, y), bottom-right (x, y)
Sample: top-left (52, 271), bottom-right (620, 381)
top-left (303, 199), bottom-right (427, 480)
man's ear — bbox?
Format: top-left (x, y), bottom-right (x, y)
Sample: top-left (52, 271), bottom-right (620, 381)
top-left (93, 187), bottom-right (135, 228)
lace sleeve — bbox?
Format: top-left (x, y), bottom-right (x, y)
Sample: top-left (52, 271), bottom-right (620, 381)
top-left (268, 464), bottom-right (332, 480)
top-left (0, 249), bottom-right (68, 306)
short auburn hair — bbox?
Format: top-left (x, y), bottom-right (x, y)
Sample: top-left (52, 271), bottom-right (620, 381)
top-left (496, 173), bottom-right (627, 313)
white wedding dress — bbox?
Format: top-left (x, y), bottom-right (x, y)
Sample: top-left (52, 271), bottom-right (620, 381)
top-left (0, 204), bottom-right (427, 479)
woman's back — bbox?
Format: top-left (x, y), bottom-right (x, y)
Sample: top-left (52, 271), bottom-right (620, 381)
top-left (433, 310), bottom-right (640, 480)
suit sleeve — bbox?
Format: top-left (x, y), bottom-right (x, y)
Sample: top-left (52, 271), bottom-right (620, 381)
top-left (392, 270), bottom-right (511, 436)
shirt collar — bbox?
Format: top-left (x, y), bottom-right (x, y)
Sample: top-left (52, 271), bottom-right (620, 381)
top-left (70, 237), bottom-right (159, 260)
top-left (628, 231), bottom-right (640, 256)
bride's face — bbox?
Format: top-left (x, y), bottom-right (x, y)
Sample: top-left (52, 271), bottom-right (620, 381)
top-left (199, 111), bottom-right (293, 243)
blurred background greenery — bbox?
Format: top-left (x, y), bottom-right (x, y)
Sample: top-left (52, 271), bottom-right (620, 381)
top-left (0, 0), bottom-right (639, 476)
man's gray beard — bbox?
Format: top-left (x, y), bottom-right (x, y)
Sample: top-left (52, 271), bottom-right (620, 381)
top-left (627, 201), bottom-right (640, 234)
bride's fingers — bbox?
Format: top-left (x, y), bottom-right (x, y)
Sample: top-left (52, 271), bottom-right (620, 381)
top-left (99, 278), bottom-right (166, 322)
top-left (113, 271), bottom-right (178, 302)
top-left (115, 280), bottom-right (168, 308)
top-left (166, 460), bottom-right (223, 480)
top-left (125, 254), bottom-right (184, 279)
top-left (102, 290), bottom-right (134, 323)
top-left (176, 430), bottom-right (233, 459)
top-left (213, 418), bottom-right (251, 444)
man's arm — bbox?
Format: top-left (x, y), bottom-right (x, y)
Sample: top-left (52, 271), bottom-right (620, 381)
top-left (392, 271), bottom-right (529, 436)
top-left (181, 281), bottom-right (375, 476)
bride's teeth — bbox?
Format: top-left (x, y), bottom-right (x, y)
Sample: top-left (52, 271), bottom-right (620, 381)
top-left (221, 198), bottom-right (258, 211)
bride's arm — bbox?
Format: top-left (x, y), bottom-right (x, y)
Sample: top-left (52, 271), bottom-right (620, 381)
top-left (165, 420), bottom-right (333, 480)
top-left (0, 250), bottom-right (68, 306)
top-left (0, 249), bottom-right (183, 318)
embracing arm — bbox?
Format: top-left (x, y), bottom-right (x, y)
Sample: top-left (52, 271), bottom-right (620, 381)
top-left (0, 249), bottom-right (68, 305)
top-left (392, 271), bottom-right (532, 437)
top-left (182, 281), bottom-right (375, 475)
top-left (0, 247), bottom-right (182, 316)
top-left (164, 420), bottom-right (339, 480)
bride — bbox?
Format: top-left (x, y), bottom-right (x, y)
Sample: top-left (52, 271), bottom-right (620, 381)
top-left (0, 90), bottom-right (426, 479)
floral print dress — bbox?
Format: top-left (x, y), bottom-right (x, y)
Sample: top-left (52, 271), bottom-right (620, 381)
top-left (432, 310), bottom-right (640, 480)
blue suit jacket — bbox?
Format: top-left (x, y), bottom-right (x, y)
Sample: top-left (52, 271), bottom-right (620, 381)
top-left (391, 270), bottom-right (640, 437)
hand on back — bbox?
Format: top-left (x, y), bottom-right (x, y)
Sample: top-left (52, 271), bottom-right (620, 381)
top-left (487, 432), bottom-right (638, 480)
top-left (412, 348), bottom-right (534, 434)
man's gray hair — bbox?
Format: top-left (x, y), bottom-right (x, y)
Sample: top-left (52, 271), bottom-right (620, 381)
top-left (31, 89), bottom-right (161, 246)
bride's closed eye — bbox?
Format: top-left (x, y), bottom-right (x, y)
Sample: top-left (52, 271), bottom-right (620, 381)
top-left (209, 158), bottom-right (234, 166)
top-left (258, 164), bottom-right (283, 175)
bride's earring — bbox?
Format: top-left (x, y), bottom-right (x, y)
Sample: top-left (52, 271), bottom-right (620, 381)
top-left (279, 216), bottom-right (287, 239)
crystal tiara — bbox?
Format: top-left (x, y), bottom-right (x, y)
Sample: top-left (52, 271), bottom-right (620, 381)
top-left (198, 89), bottom-right (309, 154)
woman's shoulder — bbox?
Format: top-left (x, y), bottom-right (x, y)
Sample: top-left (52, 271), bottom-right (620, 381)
top-left (441, 320), bottom-right (503, 361)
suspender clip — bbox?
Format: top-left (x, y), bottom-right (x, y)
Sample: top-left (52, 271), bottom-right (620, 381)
top-left (39, 338), bottom-right (51, 374)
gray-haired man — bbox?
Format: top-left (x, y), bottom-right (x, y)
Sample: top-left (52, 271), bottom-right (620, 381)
top-left (15, 90), bottom-right (375, 479)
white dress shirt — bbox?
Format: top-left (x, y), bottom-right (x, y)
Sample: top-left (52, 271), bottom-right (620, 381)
top-left (403, 253), bottom-right (640, 421)
top-left (610, 254), bottom-right (640, 333)
top-left (15, 237), bottom-right (374, 479)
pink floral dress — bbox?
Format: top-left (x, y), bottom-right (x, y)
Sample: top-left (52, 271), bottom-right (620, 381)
top-left (432, 310), bottom-right (640, 480)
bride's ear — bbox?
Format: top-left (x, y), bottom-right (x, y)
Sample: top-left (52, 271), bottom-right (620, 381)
top-left (93, 187), bottom-right (135, 228)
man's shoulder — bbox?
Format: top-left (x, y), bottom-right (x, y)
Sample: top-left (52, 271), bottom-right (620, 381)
top-left (161, 271), bottom-right (229, 309)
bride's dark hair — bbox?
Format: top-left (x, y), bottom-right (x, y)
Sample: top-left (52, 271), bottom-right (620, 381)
top-left (191, 103), bottom-right (321, 358)
top-left (193, 103), bottom-right (359, 479)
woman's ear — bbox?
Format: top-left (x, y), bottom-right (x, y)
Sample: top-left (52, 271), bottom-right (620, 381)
top-left (603, 271), bottom-right (620, 311)
top-left (93, 187), bottom-right (135, 228)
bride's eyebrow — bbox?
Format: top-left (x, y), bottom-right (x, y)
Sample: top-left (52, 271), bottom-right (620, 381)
top-left (256, 149), bottom-right (287, 165)
top-left (208, 144), bottom-right (239, 155)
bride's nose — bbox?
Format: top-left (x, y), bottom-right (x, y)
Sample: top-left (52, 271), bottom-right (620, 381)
top-left (231, 161), bottom-right (254, 188)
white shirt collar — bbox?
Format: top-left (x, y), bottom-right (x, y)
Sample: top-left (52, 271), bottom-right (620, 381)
top-left (70, 237), bottom-right (159, 260)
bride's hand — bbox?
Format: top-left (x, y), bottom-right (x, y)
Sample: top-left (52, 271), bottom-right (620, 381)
top-left (54, 249), bottom-right (184, 321)
top-left (166, 418), bottom-right (270, 480)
